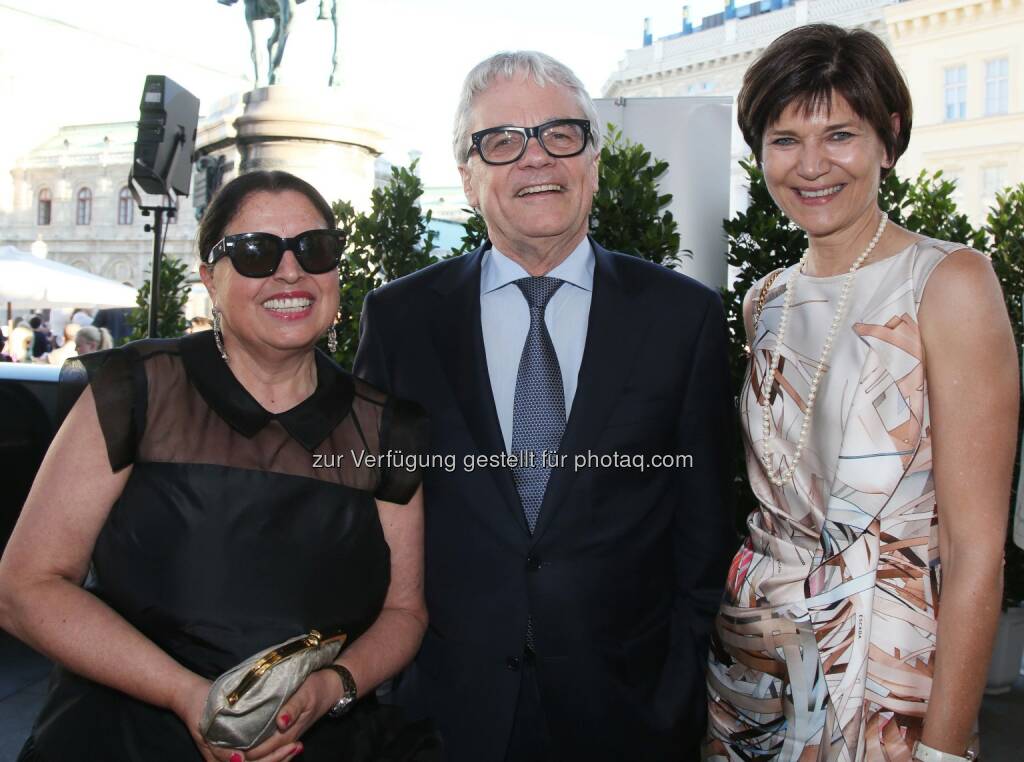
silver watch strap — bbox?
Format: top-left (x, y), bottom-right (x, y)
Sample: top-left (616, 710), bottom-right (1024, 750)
top-left (912, 740), bottom-right (977, 762)
top-left (322, 664), bottom-right (357, 718)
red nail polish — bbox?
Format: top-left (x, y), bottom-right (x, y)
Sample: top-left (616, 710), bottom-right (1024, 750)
top-left (229, 754), bottom-right (242, 762)
top-left (291, 743), bottom-right (303, 757)
top-left (280, 712), bottom-right (292, 727)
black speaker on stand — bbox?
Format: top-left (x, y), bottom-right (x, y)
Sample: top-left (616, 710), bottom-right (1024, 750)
top-left (128, 75), bottom-right (200, 338)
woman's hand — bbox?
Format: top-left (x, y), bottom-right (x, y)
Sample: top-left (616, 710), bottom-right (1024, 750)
top-left (171, 669), bottom-right (333, 762)
top-left (171, 674), bottom-right (253, 762)
top-left (243, 669), bottom-right (337, 761)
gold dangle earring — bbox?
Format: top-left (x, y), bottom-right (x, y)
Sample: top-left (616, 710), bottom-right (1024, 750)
top-left (212, 307), bottom-right (229, 363)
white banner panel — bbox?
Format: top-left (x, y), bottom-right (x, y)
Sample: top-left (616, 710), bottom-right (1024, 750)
top-left (594, 96), bottom-right (733, 290)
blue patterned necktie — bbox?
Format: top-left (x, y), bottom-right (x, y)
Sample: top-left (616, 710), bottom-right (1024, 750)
top-left (511, 276), bottom-right (566, 534)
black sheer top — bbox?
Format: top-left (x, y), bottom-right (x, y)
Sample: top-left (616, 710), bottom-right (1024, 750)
top-left (22, 331), bottom-right (433, 762)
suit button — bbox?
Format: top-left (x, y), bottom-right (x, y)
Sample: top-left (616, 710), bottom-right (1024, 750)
top-left (526, 555), bottom-right (541, 571)
top-left (506, 656), bottom-right (521, 671)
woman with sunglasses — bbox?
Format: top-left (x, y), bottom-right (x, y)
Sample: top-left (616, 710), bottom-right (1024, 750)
top-left (0, 171), bottom-right (437, 762)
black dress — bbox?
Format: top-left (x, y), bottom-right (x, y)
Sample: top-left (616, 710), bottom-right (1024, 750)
top-left (19, 331), bottom-right (439, 762)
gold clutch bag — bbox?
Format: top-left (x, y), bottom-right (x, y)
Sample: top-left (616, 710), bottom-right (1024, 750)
top-left (199, 628), bottom-right (347, 749)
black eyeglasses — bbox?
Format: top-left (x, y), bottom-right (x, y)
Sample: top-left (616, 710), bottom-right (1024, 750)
top-left (205, 229), bottom-right (346, 278)
top-left (469, 118), bottom-right (592, 165)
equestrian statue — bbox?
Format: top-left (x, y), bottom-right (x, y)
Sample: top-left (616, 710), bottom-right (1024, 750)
top-left (218, 0), bottom-right (342, 87)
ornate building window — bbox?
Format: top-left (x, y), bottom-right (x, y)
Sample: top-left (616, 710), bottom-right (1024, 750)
top-left (76, 187), bottom-right (92, 225)
top-left (37, 188), bottom-right (52, 226)
top-left (117, 186), bottom-right (134, 225)
top-left (982, 165), bottom-right (1008, 211)
top-left (944, 65), bottom-right (967, 121)
top-left (985, 58), bottom-right (1009, 116)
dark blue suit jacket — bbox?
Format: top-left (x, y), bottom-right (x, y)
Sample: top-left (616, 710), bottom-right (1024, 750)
top-left (354, 240), bottom-right (735, 761)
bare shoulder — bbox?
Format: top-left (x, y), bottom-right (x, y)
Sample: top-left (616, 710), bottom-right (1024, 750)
top-left (921, 247), bottom-right (1004, 321)
top-left (920, 247), bottom-right (1015, 366)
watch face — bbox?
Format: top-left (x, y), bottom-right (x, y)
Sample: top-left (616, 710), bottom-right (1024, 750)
top-left (328, 694), bottom-right (353, 718)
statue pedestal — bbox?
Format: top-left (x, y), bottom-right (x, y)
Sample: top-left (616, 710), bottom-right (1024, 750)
top-left (194, 86), bottom-right (387, 213)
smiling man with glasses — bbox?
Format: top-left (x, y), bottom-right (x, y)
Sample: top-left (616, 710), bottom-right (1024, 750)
top-left (354, 50), bottom-right (735, 762)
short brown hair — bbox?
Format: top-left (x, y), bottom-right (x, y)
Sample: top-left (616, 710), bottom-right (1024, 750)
top-left (737, 24), bottom-right (912, 178)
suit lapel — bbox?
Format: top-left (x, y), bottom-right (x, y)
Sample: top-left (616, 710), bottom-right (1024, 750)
top-left (530, 242), bottom-right (648, 543)
top-left (429, 246), bottom-right (526, 530)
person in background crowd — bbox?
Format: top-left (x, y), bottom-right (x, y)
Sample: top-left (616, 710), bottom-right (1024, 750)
top-left (45, 323), bottom-right (82, 367)
top-left (49, 309), bottom-right (71, 348)
top-left (70, 309), bottom-right (93, 328)
top-left (3, 326), bottom-right (34, 363)
top-left (28, 316), bottom-right (51, 358)
top-left (705, 24), bottom-right (1018, 762)
top-left (72, 325), bottom-right (113, 356)
top-left (92, 308), bottom-right (133, 344)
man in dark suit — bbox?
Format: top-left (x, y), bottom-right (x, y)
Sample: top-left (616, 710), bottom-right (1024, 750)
top-left (354, 51), bottom-right (735, 762)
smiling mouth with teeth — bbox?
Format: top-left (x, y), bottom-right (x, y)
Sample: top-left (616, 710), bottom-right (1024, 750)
top-left (797, 184), bottom-right (844, 199)
top-left (262, 297), bottom-right (313, 313)
top-left (517, 184), bottom-right (564, 197)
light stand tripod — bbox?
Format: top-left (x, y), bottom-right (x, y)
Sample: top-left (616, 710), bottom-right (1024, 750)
top-left (129, 126), bottom-right (184, 339)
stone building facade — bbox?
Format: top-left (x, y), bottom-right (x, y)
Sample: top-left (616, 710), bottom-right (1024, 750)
top-left (603, 0), bottom-right (891, 213)
top-left (886, 0), bottom-right (1024, 223)
top-left (1, 121), bottom-right (198, 288)
top-left (602, 0), bottom-right (1024, 227)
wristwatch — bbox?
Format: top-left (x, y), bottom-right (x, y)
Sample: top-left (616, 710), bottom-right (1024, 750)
top-left (912, 740), bottom-right (978, 761)
top-left (322, 664), bottom-right (357, 718)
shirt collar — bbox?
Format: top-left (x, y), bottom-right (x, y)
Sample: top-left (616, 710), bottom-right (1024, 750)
top-left (179, 330), bottom-right (353, 452)
top-left (480, 237), bottom-right (595, 295)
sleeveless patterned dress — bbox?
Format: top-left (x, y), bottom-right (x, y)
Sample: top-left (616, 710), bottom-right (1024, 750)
top-left (705, 238), bottom-right (963, 761)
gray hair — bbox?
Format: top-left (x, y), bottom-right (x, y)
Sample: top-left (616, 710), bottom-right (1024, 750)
top-left (453, 51), bottom-right (602, 164)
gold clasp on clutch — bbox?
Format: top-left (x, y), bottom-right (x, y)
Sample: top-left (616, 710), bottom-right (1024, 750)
top-left (226, 628), bottom-right (346, 706)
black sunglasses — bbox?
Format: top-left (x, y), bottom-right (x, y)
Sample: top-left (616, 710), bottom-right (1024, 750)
top-left (469, 118), bottom-right (592, 165)
top-left (206, 229), bottom-right (346, 278)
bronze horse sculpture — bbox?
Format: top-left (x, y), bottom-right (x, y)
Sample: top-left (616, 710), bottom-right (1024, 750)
top-left (218, 0), bottom-right (341, 87)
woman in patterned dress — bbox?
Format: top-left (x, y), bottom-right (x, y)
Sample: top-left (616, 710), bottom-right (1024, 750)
top-left (705, 24), bottom-right (1019, 762)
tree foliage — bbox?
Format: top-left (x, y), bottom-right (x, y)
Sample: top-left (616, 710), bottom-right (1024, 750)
top-left (986, 184), bottom-right (1024, 608)
top-left (879, 169), bottom-right (987, 251)
top-left (129, 254), bottom-right (190, 341)
top-left (451, 205), bottom-right (488, 257)
top-left (721, 159), bottom-right (807, 395)
top-left (332, 160), bottom-right (438, 368)
top-left (589, 126), bottom-right (683, 266)
top-left (988, 184), bottom-right (1024, 357)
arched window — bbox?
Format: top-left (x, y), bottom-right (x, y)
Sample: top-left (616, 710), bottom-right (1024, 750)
top-left (117, 186), bottom-right (133, 225)
top-left (76, 187), bottom-right (92, 225)
top-left (37, 188), bottom-right (52, 225)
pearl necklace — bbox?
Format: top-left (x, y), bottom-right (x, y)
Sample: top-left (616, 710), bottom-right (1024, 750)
top-left (759, 213), bottom-right (888, 487)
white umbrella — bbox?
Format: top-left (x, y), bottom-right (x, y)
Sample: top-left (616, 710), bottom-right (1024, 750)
top-left (0, 245), bottom-right (138, 310)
